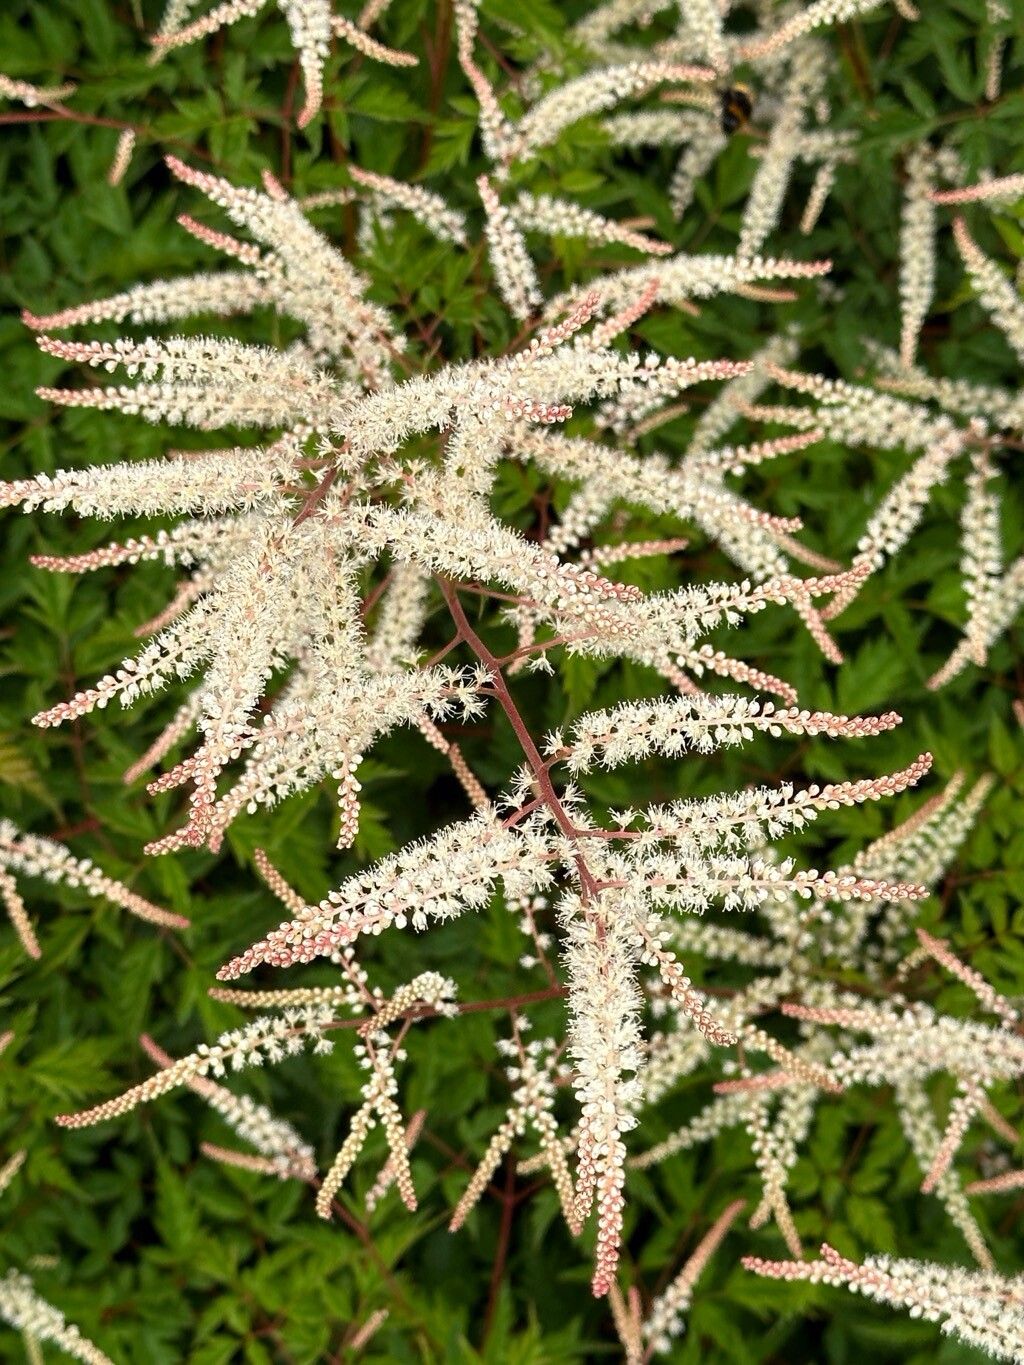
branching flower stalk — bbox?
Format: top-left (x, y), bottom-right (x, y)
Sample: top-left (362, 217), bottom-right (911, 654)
top-left (745, 1245), bottom-right (1024, 1364)
top-left (0, 819), bottom-right (187, 958)
top-left (11, 146), bottom-right (933, 1283)
top-left (0, 1272), bottom-right (113, 1365)
top-left (7, 0), bottom-right (1024, 1353)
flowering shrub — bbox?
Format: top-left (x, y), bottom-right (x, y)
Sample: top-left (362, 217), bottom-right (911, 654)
top-left (0, 0), bottom-right (1023, 1361)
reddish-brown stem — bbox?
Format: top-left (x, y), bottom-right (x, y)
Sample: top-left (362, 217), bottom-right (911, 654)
top-left (292, 467), bottom-right (339, 527)
top-left (498, 633), bottom-right (576, 666)
top-left (417, 0), bottom-right (454, 173)
top-left (453, 582), bottom-right (537, 606)
top-left (359, 570), bottom-right (394, 623)
top-left (0, 107), bottom-right (134, 132)
top-left (320, 983), bottom-right (567, 1034)
top-left (280, 60), bottom-right (299, 183)
top-left (0, 106), bottom-right (218, 166)
top-left (481, 1158), bottom-right (517, 1346)
top-left (437, 577), bottom-right (601, 903)
top-left (422, 634), bottom-right (464, 668)
top-left (502, 796), bottom-right (544, 826)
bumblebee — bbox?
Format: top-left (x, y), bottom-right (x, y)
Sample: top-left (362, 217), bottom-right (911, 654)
top-left (719, 83), bottom-right (754, 135)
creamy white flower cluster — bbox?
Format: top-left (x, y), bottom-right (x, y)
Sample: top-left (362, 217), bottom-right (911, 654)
top-left (56, 1006), bottom-right (336, 1131)
top-left (0, 72), bottom-right (75, 108)
top-left (541, 1), bottom-right (1024, 696)
top-left (196, 709), bottom-right (933, 1297)
top-left (451, 1033), bottom-right (576, 1234)
top-left (0, 818), bottom-right (188, 961)
top-left (151, 0), bottom-right (413, 128)
top-left (11, 132), bottom-right (854, 862)
top-left (0, 1270), bottom-right (113, 1365)
top-left (745, 1246), bottom-right (1024, 1364)
top-left (139, 1033), bottom-right (316, 1180)
top-left (14, 0), bottom-right (1016, 1330)
top-left (625, 767), bottom-right (1003, 1302)
top-left (760, 346), bottom-right (1024, 687)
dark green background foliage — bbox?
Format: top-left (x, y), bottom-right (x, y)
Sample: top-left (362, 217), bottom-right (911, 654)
top-left (1, 0), bottom-right (1023, 1359)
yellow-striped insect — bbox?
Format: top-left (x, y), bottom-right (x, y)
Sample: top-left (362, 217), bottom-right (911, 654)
top-left (719, 84), bottom-right (754, 134)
